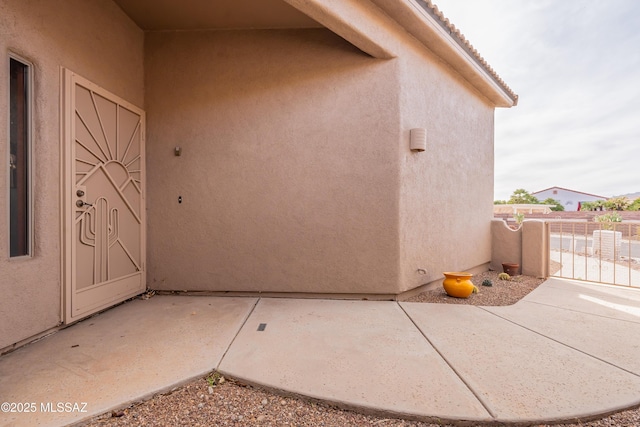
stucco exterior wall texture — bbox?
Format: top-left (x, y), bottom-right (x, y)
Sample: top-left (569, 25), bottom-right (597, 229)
top-left (0, 0), bottom-right (143, 349)
top-left (491, 219), bottom-right (549, 278)
top-left (145, 25), bottom-right (497, 295)
top-left (490, 219), bottom-right (522, 273)
top-left (2, 0), bottom-right (507, 348)
top-left (521, 220), bottom-right (549, 278)
top-left (397, 39), bottom-right (495, 291)
top-left (145, 29), bottom-right (402, 294)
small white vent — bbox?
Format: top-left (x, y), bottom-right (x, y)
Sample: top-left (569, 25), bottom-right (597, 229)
top-left (410, 128), bottom-right (427, 152)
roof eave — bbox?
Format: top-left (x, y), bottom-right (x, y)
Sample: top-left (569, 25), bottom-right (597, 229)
top-left (371, 0), bottom-right (518, 108)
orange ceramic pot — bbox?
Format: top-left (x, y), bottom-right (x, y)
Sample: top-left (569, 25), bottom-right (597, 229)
top-left (442, 272), bottom-right (475, 298)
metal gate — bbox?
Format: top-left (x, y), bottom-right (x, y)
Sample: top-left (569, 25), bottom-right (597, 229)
top-left (548, 219), bottom-right (640, 287)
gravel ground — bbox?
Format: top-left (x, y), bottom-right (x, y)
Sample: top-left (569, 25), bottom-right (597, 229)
top-left (83, 271), bottom-right (640, 427)
top-left (404, 270), bottom-right (545, 306)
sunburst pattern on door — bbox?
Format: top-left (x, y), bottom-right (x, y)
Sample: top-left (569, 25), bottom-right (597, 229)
top-left (74, 86), bottom-right (143, 289)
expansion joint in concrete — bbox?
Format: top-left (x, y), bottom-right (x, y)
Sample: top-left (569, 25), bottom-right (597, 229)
top-left (479, 307), bottom-right (640, 379)
top-left (520, 300), bottom-right (640, 326)
top-left (216, 298), bottom-right (261, 371)
top-left (396, 303), bottom-right (497, 419)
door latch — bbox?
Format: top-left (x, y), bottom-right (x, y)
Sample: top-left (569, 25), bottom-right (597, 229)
top-left (75, 186), bottom-right (89, 208)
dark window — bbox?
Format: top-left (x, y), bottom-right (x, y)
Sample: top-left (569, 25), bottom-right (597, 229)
top-left (9, 57), bottom-right (31, 257)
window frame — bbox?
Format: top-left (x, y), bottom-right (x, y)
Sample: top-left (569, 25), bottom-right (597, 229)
top-left (7, 53), bottom-right (34, 259)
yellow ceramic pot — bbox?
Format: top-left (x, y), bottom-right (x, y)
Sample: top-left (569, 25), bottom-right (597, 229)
top-left (442, 272), bottom-right (475, 298)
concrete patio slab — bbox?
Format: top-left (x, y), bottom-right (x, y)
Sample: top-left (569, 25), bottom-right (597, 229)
top-left (4, 280), bottom-right (640, 427)
top-left (218, 298), bottom-right (491, 422)
top-left (400, 302), bottom-right (640, 423)
top-left (0, 296), bottom-right (257, 427)
top-left (523, 278), bottom-right (640, 322)
top-left (484, 301), bottom-right (640, 375)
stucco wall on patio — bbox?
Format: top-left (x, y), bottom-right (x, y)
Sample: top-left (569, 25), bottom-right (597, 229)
top-left (145, 23), bottom-right (497, 295)
top-left (1, 0), bottom-right (515, 350)
top-left (398, 38), bottom-right (495, 291)
top-left (491, 219), bottom-right (549, 279)
top-left (491, 219), bottom-right (522, 274)
top-left (145, 29), bottom-right (403, 294)
top-left (0, 0), bottom-right (144, 350)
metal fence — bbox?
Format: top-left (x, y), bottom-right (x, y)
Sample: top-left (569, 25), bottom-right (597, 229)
top-left (547, 220), bottom-right (640, 287)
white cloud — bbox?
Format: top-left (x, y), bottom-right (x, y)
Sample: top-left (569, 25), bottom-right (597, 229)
top-left (434, 0), bottom-right (640, 200)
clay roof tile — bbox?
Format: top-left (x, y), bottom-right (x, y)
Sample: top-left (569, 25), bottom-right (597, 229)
top-left (421, 0), bottom-right (518, 104)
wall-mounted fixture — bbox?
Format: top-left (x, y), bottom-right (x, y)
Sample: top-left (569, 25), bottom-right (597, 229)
top-left (174, 146), bottom-right (182, 156)
top-left (410, 128), bottom-right (427, 152)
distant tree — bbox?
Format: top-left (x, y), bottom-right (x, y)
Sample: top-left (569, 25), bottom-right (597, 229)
top-left (507, 189), bottom-right (539, 205)
top-left (629, 198), bottom-right (640, 211)
top-left (494, 200), bottom-right (507, 205)
top-left (605, 196), bottom-right (631, 211)
top-left (581, 200), bottom-right (605, 211)
top-left (580, 201), bottom-right (594, 211)
top-left (541, 198), bottom-right (564, 211)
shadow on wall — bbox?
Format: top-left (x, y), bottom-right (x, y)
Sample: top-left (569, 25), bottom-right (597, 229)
top-left (145, 29), bottom-right (382, 111)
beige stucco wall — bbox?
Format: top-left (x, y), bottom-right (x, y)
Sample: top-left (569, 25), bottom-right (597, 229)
top-left (522, 220), bottom-right (549, 278)
top-left (490, 219), bottom-right (522, 272)
top-left (0, 0), bottom-right (143, 350)
top-left (397, 40), bottom-right (496, 292)
top-left (490, 219), bottom-right (550, 278)
top-left (145, 29), bottom-right (403, 294)
top-left (146, 22), bottom-right (500, 296)
top-left (2, 0), bottom-right (509, 348)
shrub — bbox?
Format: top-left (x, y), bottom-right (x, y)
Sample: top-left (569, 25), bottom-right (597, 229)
top-left (594, 212), bottom-right (622, 230)
top-left (513, 212), bottom-right (525, 224)
top-left (604, 197), bottom-right (631, 211)
top-left (541, 197), bottom-right (564, 211)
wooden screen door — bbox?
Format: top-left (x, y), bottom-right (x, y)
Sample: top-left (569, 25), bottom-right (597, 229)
top-left (63, 70), bottom-right (146, 323)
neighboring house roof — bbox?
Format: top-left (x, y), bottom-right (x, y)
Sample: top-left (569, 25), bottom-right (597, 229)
top-left (418, 1), bottom-right (518, 106)
top-left (532, 186), bottom-right (609, 199)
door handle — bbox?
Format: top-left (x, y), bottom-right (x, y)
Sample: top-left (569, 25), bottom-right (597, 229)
top-left (76, 200), bottom-right (93, 208)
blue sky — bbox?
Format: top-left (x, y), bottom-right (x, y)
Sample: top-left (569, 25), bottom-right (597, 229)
top-left (434, 0), bottom-right (640, 201)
